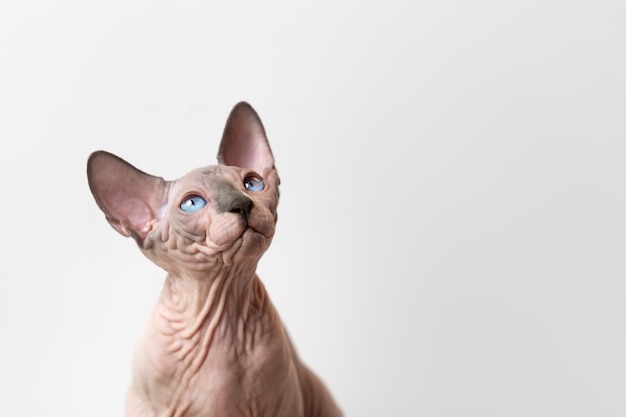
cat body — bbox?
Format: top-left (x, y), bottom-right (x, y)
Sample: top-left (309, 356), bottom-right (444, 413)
top-left (87, 102), bottom-right (342, 417)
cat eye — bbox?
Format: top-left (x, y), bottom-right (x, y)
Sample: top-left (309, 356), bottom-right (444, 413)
top-left (244, 176), bottom-right (265, 192)
top-left (180, 195), bottom-right (207, 213)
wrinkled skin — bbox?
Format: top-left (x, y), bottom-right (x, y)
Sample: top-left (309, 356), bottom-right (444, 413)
top-left (87, 102), bottom-right (342, 417)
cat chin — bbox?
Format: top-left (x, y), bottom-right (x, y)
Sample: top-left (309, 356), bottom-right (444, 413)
top-left (242, 227), bottom-right (270, 252)
top-left (220, 228), bottom-right (269, 267)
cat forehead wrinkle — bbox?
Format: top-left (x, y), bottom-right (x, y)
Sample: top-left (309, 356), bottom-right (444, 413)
top-left (181, 165), bottom-right (220, 180)
top-left (171, 167), bottom-right (219, 193)
top-left (199, 166), bottom-right (220, 175)
top-left (175, 166), bottom-right (251, 192)
top-left (180, 165), bottom-right (244, 182)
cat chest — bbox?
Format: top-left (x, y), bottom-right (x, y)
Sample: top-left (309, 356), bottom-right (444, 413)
top-left (134, 324), bottom-right (304, 416)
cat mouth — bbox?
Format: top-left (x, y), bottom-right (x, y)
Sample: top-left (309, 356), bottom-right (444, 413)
top-left (243, 212), bottom-right (275, 239)
top-left (219, 226), bottom-right (271, 266)
top-left (245, 223), bottom-right (273, 238)
top-left (241, 212), bottom-right (276, 245)
top-left (213, 210), bottom-right (275, 265)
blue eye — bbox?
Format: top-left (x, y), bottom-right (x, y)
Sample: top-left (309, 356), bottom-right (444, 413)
top-left (180, 195), bottom-right (206, 213)
top-left (244, 176), bottom-right (265, 192)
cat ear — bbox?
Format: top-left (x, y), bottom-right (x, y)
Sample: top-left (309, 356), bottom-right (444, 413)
top-left (87, 151), bottom-right (169, 242)
top-left (217, 102), bottom-right (275, 176)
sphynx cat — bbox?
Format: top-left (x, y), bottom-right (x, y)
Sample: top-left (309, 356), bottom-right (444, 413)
top-left (87, 102), bottom-right (342, 417)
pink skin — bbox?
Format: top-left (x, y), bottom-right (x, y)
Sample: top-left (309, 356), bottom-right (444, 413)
top-left (87, 102), bottom-right (342, 417)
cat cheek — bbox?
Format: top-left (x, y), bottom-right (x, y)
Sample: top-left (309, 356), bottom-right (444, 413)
top-left (207, 219), bottom-right (241, 247)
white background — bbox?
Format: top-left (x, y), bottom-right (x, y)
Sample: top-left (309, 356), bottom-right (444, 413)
top-left (1, 1), bottom-right (625, 416)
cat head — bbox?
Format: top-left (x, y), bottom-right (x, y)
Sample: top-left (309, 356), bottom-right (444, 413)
top-left (87, 102), bottom-right (280, 274)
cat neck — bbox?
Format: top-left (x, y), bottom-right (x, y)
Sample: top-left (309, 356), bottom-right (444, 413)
top-left (139, 263), bottom-right (280, 396)
top-left (156, 261), bottom-right (270, 336)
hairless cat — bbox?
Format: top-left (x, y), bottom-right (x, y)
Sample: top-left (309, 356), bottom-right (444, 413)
top-left (87, 102), bottom-right (342, 417)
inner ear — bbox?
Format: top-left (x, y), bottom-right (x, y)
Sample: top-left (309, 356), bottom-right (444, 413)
top-left (217, 101), bottom-right (275, 175)
top-left (87, 151), bottom-right (169, 242)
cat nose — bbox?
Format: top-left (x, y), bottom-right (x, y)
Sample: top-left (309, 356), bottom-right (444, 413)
top-left (214, 179), bottom-right (254, 221)
top-left (228, 196), bottom-right (253, 221)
